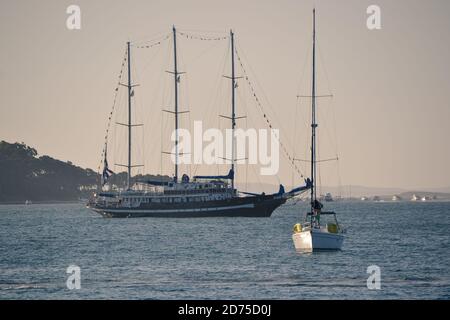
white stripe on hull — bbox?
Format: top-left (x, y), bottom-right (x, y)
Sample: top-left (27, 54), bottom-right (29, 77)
top-left (98, 203), bottom-right (255, 214)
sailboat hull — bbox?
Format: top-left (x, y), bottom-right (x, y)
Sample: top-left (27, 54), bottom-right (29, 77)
top-left (292, 229), bottom-right (344, 252)
top-left (90, 195), bottom-right (286, 218)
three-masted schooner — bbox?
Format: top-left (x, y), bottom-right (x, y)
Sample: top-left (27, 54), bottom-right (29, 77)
top-left (88, 26), bottom-right (311, 218)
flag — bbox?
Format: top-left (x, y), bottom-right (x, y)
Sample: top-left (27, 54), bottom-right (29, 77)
top-left (102, 158), bottom-right (114, 186)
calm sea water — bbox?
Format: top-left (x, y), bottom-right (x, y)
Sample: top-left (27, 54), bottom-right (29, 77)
top-left (0, 201), bottom-right (449, 299)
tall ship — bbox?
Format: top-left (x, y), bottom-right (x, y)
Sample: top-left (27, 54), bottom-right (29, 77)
top-left (88, 27), bottom-right (311, 218)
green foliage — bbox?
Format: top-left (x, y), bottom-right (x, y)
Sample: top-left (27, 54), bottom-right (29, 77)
top-left (0, 141), bottom-right (98, 203)
top-left (0, 141), bottom-right (171, 203)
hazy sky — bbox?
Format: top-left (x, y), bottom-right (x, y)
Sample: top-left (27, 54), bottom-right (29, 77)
top-left (1, 0), bottom-right (449, 190)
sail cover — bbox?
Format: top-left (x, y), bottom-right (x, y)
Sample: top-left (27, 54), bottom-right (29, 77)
top-left (193, 169), bottom-right (234, 180)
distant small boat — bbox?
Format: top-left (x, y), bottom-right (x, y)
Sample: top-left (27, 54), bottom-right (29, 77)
top-left (323, 193), bottom-right (333, 202)
top-left (392, 195), bottom-right (402, 201)
top-left (411, 194), bottom-right (420, 201)
top-left (361, 196), bottom-right (368, 201)
top-left (373, 196), bottom-right (380, 202)
top-left (24, 200), bottom-right (32, 205)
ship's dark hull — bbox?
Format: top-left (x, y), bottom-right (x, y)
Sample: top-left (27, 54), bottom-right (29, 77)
top-left (90, 194), bottom-right (286, 218)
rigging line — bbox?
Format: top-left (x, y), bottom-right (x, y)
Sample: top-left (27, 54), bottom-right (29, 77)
top-left (191, 40), bottom-right (230, 177)
top-left (234, 47), bottom-right (304, 179)
top-left (159, 43), bottom-right (171, 178)
top-left (295, 42), bottom-right (312, 101)
top-left (307, 40), bottom-right (338, 163)
top-left (181, 62), bottom-right (192, 178)
top-left (248, 157), bottom-right (263, 193)
top-left (235, 47), bottom-right (298, 172)
top-left (156, 41), bottom-right (172, 147)
top-left (212, 76), bottom-right (228, 177)
top-left (138, 43), bottom-right (164, 79)
top-left (177, 31), bottom-right (228, 41)
top-left (292, 43), bottom-right (312, 185)
top-left (239, 90), bottom-right (280, 189)
top-left (159, 38), bottom-right (175, 176)
top-left (177, 27), bottom-right (229, 34)
top-left (131, 58), bottom-right (146, 175)
top-left (245, 116), bottom-right (249, 192)
top-left (235, 42), bottom-right (296, 154)
top-left (294, 87), bottom-right (310, 177)
top-left (296, 101), bottom-right (311, 179)
top-left (160, 105), bottom-right (164, 177)
top-left (144, 43), bottom-right (167, 168)
top-left (98, 48), bottom-right (128, 175)
top-left (184, 38), bottom-right (225, 68)
top-left (292, 92), bottom-right (300, 188)
top-left (128, 47), bottom-right (147, 177)
top-left (132, 30), bottom-right (171, 42)
top-left (133, 33), bottom-right (171, 48)
top-left (316, 50), bottom-right (338, 162)
top-left (317, 39), bottom-right (342, 195)
top-left (316, 38), bottom-right (334, 99)
top-left (330, 96), bottom-right (343, 196)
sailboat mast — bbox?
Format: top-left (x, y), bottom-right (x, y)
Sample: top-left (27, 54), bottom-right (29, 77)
top-left (310, 9), bottom-right (317, 207)
top-left (230, 30), bottom-right (236, 190)
top-left (127, 41), bottom-right (132, 190)
top-left (173, 26), bottom-right (179, 183)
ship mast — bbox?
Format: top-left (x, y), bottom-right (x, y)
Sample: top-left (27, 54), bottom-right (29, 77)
top-left (230, 30), bottom-right (236, 191)
top-left (310, 9), bottom-right (317, 212)
top-left (116, 41), bottom-right (141, 190)
top-left (127, 41), bottom-right (132, 190)
top-left (172, 26), bottom-right (180, 183)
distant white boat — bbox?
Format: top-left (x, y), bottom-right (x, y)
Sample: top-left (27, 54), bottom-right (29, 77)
top-left (411, 194), bottom-right (420, 201)
top-left (323, 193), bottom-right (333, 202)
top-left (24, 200), bottom-right (32, 205)
top-left (361, 196), bottom-right (368, 201)
top-left (392, 195), bottom-right (402, 201)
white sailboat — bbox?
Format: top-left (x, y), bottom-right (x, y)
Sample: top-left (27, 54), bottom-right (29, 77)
top-left (292, 9), bottom-right (345, 253)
